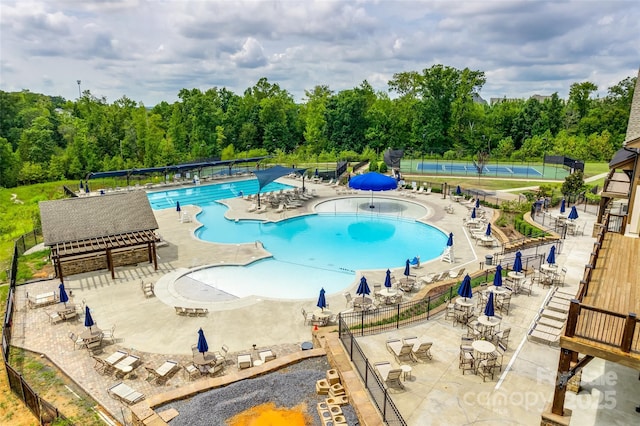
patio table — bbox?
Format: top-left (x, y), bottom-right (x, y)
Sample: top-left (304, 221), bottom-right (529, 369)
top-left (472, 340), bottom-right (496, 360)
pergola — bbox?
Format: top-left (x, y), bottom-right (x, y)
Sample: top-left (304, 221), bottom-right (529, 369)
top-left (39, 191), bottom-right (160, 283)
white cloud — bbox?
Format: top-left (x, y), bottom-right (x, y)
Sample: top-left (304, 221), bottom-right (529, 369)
top-left (0, 0), bottom-right (638, 105)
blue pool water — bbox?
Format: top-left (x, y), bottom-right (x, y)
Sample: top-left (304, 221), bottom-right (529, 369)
top-left (148, 181), bottom-right (447, 300)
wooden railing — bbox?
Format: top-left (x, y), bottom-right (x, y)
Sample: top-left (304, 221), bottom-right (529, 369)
top-left (565, 214), bottom-right (640, 354)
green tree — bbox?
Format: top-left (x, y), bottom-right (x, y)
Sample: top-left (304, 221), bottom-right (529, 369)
top-left (0, 136), bottom-right (20, 187)
top-left (561, 170), bottom-right (585, 197)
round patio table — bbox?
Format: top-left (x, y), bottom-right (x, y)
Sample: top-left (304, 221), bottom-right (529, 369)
top-left (193, 352), bottom-right (217, 366)
top-left (80, 327), bottom-right (102, 340)
top-left (472, 340), bottom-right (496, 360)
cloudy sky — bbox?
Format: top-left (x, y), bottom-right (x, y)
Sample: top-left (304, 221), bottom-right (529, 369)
top-left (1, 0), bottom-right (638, 106)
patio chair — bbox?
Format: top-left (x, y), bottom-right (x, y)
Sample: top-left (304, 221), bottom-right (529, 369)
top-left (374, 361), bottom-right (404, 390)
top-left (301, 308), bottom-right (313, 325)
top-left (145, 360), bottom-right (179, 385)
top-left (102, 325), bottom-right (116, 343)
top-left (492, 327), bottom-right (511, 349)
top-left (92, 356), bottom-right (112, 375)
top-left (386, 338), bottom-right (414, 363)
top-left (258, 349), bottom-right (277, 363)
top-left (237, 353), bottom-right (253, 370)
top-left (343, 292), bottom-right (354, 308)
top-left (195, 308), bottom-right (209, 316)
top-left (459, 347), bottom-right (475, 375)
top-left (213, 344), bottom-right (229, 364)
top-left (45, 310), bottom-right (63, 324)
top-left (69, 332), bottom-right (85, 350)
top-left (183, 363), bottom-right (201, 381)
top-left (206, 360), bottom-right (225, 377)
top-left (496, 294), bottom-right (511, 315)
top-left (477, 356), bottom-right (498, 382)
top-left (107, 382), bottom-right (145, 405)
top-left (491, 342), bottom-right (507, 372)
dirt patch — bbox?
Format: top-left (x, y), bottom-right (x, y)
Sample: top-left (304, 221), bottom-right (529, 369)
top-left (498, 224), bottom-right (522, 240)
top-left (0, 368), bottom-right (38, 426)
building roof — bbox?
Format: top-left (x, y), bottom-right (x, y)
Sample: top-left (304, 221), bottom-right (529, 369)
top-left (39, 191), bottom-right (158, 246)
top-left (624, 68), bottom-right (640, 145)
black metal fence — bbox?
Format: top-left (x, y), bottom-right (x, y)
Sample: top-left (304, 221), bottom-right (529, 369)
top-left (2, 231), bottom-right (70, 425)
top-left (339, 319), bottom-right (406, 426)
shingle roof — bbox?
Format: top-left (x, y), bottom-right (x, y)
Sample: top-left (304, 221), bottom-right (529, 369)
top-left (39, 191), bottom-right (158, 245)
top-left (624, 68), bottom-right (640, 145)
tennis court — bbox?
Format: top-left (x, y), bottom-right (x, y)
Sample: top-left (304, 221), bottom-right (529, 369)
top-left (408, 160), bottom-right (568, 179)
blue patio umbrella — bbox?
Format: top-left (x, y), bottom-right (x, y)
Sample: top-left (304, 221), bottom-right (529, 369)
top-left (79, 181), bottom-right (83, 190)
top-left (475, 198), bottom-right (480, 208)
top-left (197, 328), bottom-right (208, 354)
top-left (568, 206), bottom-right (579, 221)
top-left (410, 256), bottom-right (419, 266)
top-left (176, 201), bottom-right (181, 212)
top-left (84, 183), bottom-right (89, 193)
top-left (384, 269), bottom-right (392, 288)
top-left (58, 283), bottom-right (69, 307)
top-left (348, 172), bottom-right (397, 191)
top-left (485, 223), bottom-right (492, 236)
top-left (447, 232), bottom-right (454, 247)
top-left (315, 168), bottom-right (319, 177)
top-left (455, 185), bottom-right (462, 195)
top-left (471, 208), bottom-right (476, 219)
top-left (493, 265), bottom-right (503, 287)
top-left (84, 306), bottom-right (95, 331)
top-left (484, 292), bottom-right (495, 318)
top-left (560, 199), bottom-right (566, 214)
top-left (547, 246), bottom-right (556, 265)
top-left (514, 251), bottom-right (523, 273)
top-left (316, 288), bottom-right (327, 311)
top-left (404, 259), bottom-right (411, 278)
top-left (457, 274), bottom-right (473, 300)
top-left (356, 276), bottom-right (371, 303)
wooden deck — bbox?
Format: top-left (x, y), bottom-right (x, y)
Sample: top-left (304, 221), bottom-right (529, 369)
top-left (582, 233), bottom-right (640, 315)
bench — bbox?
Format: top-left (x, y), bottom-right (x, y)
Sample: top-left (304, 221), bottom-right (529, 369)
top-left (28, 292), bottom-right (58, 308)
top-left (141, 280), bottom-right (154, 298)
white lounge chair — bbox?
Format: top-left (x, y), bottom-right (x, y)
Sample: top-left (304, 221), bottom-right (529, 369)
top-left (107, 382), bottom-right (145, 405)
top-left (258, 349), bottom-right (276, 363)
top-left (386, 338), bottom-right (414, 363)
top-left (237, 353), bottom-right (253, 369)
top-left (374, 361), bottom-right (404, 390)
top-left (145, 360), bottom-right (179, 384)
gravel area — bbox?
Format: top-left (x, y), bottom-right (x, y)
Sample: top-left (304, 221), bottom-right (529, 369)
top-left (160, 357), bottom-right (358, 426)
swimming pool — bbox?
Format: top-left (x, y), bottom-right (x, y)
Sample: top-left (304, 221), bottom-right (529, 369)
top-left (148, 182), bottom-right (447, 300)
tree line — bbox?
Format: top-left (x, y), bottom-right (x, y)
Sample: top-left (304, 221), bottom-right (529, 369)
top-left (0, 64), bottom-right (635, 187)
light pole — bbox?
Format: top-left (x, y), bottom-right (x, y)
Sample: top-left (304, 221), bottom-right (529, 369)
top-left (77, 80), bottom-right (81, 98)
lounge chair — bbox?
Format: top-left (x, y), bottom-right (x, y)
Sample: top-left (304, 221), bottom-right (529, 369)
top-left (247, 203), bottom-right (257, 212)
top-left (386, 338), bottom-right (414, 363)
top-left (403, 337), bottom-right (433, 362)
top-left (145, 360), bottom-right (179, 384)
top-left (114, 354), bottom-right (141, 378)
top-left (104, 350), bottom-right (128, 367)
top-left (258, 349), bottom-right (276, 363)
top-left (46, 310), bottom-right (63, 324)
top-left (237, 353), bottom-right (253, 370)
top-left (107, 382), bottom-right (145, 405)
top-left (92, 356), bottom-right (113, 375)
top-left (374, 361), bottom-right (404, 390)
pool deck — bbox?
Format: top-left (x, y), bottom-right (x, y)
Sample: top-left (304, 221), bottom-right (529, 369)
top-left (10, 178), bottom-right (640, 425)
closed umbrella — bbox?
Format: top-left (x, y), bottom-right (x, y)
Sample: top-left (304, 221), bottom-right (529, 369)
top-left (493, 265), bottom-right (503, 287)
top-left (316, 288), bottom-right (327, 311)
top-left (447, 232), bottom-right (454, 247)
top-left (79, 181), bottom-right (83, 190)
top-left (471, 208), bottom-right (476, 219)
top-left (176, 201), bottom-right (181, 213)
top-left (384, 269), bottom-right (392, 289)
top-left (84, 306), bottom-right (95, 331)
top-left (457, 274), bottom-right (473, 300)
top-left (59, 283), bottom-right (69, 307)
top-left (513, 251), bottom-right (523, 273)
top-left (560, 199), bottom-right (566, 214)
top-left (485, 223), bottom-right (492, 236)
top-left (568, 206), bottom-right (579, 221)
top-left (356, 276), bottom-right (371, 303)
top-left (84, 183), bottom-right (89, 194)
top-left (455, 185), bottom-right (462, 196)
top-left (547, 246), bottom-right (556, 265)
top-left (197, 328), bottom-right (208, 354)
top-left (484, 291), bottom-right (495, 318)
top-left (404, 259), bottom-right (411, 279)
top-left (475, 198), bottom-right (480, 208)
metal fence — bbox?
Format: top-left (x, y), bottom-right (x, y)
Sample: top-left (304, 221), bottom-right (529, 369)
top-left (339, 319), bottom-right (406, 426)
top-left (2, 231), bottom-right (70, 425)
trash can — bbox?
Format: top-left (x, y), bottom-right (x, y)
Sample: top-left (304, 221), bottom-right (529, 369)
top-left (485, 255), bottom-right (493, 266)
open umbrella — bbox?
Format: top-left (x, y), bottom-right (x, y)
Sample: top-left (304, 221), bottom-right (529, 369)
top-left (316, 288), bottom-right (327, 311)
top-left (484, 291), bottom-right (495, 317)
top-left (471, 208), bottom-right (476, 219)
top-left (447, 232), bottom-right (454, 247)
top-left (384, 269), bottom-right (392, 288)
top-left (404, 259), bottom-right (411, 278)
top-left (356, 276), bottom-right (370, 303)
top-left (197, 328), bottom-right (208, 354)
top-left (475, 198), bottom-right (480, 208)
top-left (455, 185), bottom-right (462, 196)
top-left (547, 246), bottom-right (556, 264)
top-left (560, 199), bottom-right (566, 214)
top-left (457, 274), bottom-right (473, 300)
top-left (493, 265), bottom-right (503, 287)
top-left (514, 251), bottom-right (523, 273)
top-left (410, 256), bottom-right (420, 266)
top-left (59, 283), bottom-right (69, 307)
top-left (568, 206), bottom-right (579, 221)
top-left (349, 172), bottom-right (397, 208)
top-left (84, 306), bottom-right (95, 331)
top-left (485, 223), bottom-right (492, 236)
